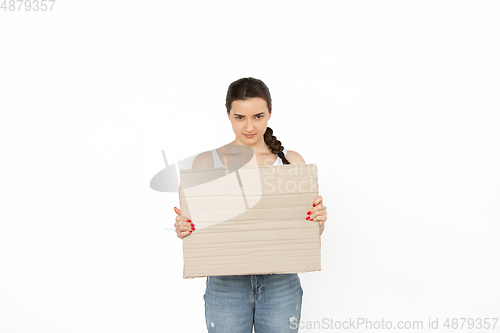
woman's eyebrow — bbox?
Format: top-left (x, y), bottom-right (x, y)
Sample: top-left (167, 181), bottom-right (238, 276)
top-left (233, 112), bottom-right (266, 117)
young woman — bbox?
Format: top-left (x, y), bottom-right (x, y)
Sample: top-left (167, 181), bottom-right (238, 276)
top-left (173, 77), bottom-right (328, 332)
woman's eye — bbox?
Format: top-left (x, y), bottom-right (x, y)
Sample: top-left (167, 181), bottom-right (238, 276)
top-left (236, 115), bottom-right (263, 120)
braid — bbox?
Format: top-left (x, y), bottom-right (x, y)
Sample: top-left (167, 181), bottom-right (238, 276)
top-left (263, 127), bottom-right (290, 165)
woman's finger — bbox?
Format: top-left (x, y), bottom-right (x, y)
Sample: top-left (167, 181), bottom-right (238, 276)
top-left (308, 208), bottom-right (327, 226)
top-left (307, 203), bottom-right (323, 220)
top-left (178, 230), bottom-right (191, 239)
top-left (306, 196), bottom-right (322, 219)
top-left (312, 195), bottom-right (323, 208)
top-left (308, 209), bottom-right (322, 221)
top-left (176, 218), bottom-right (195, 233)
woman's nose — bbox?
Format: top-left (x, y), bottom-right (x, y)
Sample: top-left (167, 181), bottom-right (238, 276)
top-left (245, 121), bottom-right (254, 131)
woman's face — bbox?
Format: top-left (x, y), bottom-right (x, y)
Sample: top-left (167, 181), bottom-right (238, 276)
top-left (227, 97), bottom-right (271, 145)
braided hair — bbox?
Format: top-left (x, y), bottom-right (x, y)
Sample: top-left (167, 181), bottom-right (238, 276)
top-left (225, 77), bottom-right (290, 165)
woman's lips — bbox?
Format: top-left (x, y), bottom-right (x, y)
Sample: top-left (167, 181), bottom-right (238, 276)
top-left (244, 134), bottom-right (256, 138)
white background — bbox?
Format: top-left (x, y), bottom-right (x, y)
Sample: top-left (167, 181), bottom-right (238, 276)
top-left (1, 1), bottom-right (499, 332)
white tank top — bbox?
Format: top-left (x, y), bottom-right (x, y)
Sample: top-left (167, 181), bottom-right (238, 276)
top-left (211, 147), bottom-right (288, 168)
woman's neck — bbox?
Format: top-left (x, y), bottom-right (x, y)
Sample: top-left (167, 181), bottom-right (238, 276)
top-left (227, 138), bottom-right (271, 154)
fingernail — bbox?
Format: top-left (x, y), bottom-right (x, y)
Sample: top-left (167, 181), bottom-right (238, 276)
top-left (307, 211), bottom-right (311, 215)
top-left (187, 219), bottom-right (191, 222)
top-left (190, 230), bottom-right (192, 233)
top-left (191, 223), bottom-right (194, 227)
top-left (191, 227), bottom-right (195, 230)
top-left (306, 216), bottom-right (310, 220)
top-left (313, 203), bottom-right (316, 207)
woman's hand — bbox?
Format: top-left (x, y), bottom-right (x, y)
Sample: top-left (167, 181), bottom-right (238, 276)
top-left (173, 207), bottom-right (195, 239)
top-left (306, 195), bottom-right (327, 227)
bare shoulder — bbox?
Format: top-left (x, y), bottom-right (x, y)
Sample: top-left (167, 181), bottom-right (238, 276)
top-left (285, 150), bottom-right (306, 164)
top-left (191, 150), bottom-right (214, 169)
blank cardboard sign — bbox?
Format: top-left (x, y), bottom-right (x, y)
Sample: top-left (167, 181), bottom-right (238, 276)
top-left (179, 164), bottom-right (321, 279)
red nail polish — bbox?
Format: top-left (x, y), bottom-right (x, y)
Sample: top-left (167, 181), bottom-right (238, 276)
top-left (307, 211), bottom-right (311, 215)
top-left (313, 203), bottom-right (316, 207)
top-left (306, 216), bottom-right (310, 220)
top-left (191, 223), bottom-right (194, 227)
top-left (191, 227), bottom-right (195, 230)
top-left (188, 219), bottom-right (191, 222)
top-left (190, 230), bottom-right (192, 233)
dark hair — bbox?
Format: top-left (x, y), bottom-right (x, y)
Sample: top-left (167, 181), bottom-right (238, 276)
top-left (225, 77), bottom-right (290, 164)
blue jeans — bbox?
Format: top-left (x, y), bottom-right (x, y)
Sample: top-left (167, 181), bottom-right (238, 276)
top-left (203, 273), bottom-right (303, 332)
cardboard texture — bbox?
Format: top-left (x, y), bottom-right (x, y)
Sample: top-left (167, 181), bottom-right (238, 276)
top-left (179, 163), bottom-right (321, 279)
